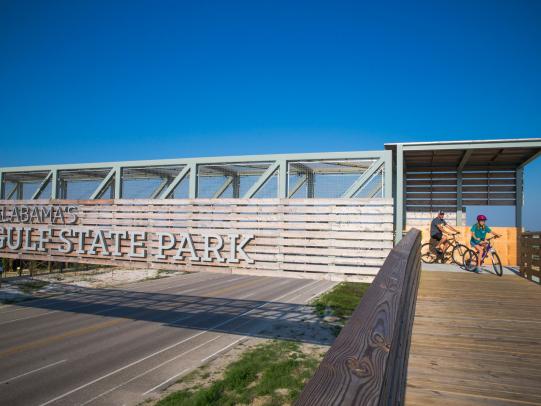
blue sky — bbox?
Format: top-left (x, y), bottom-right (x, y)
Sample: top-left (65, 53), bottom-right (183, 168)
top-left (0, 0), bottom-right (540, 228)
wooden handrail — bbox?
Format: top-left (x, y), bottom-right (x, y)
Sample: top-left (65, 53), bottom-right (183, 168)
top-left (296, 229), bottom-right (422, 406)
top-left (520, 231), bottom-right (540, 285)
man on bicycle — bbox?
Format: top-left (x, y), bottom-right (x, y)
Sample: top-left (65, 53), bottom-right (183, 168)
top-left (430, 211), bottom-right (460, 255)
top-left (470, 214), bottom-right (501, 272)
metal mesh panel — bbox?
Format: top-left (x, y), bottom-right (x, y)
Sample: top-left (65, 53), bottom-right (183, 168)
top-left (254, 173), bottom-right (278, 198)
top-left (59, 168), bottom-right (113, 199)
top-left (197, 162), bottom-right (275, 198)
top-left (121, 166), bottom-right (186, 199)
top-left (2, 171), bottom-right (51, 199)
top-left (3, 182), bottom-right (17, 200)
top-left (288, 159), bottom-right (376, 198)
top-left (171, 177), bottom-right (189, 198)
top-left (354, 168), bottom-right (384, 198)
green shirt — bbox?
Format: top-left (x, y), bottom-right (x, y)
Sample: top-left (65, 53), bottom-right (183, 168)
top-left (471, 224), bottom-right (492, 242)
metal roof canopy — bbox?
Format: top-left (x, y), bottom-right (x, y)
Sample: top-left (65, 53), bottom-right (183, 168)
top-left (385, 138), bottom-right (541, 242)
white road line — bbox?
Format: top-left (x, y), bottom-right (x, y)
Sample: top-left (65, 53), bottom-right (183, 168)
top-left (38, 279), bottom-right (318, 406)
top-left (142, 368), bottom-right (191, 396)
top-left (81, 336), bottom-right (223, 405)
top-left (201, 337), bottom-right (245, 363)
top-left (144, 281), bottom-right (310, 396)
top-left (304, 282), bottom-right (336, 302)
top-left (81, 282), bottom-right (288, 406)
top-left (0, 359), bottom-right (67, 385)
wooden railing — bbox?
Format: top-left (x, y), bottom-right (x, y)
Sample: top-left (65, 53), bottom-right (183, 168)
top-left (520, 232), bottom-right (541, 285)
top-left (296, 229), bottom-right (422, 406)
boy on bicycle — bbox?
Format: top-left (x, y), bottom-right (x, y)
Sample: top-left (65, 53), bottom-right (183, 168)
top-left (470, 214), bottom-right (501, 273)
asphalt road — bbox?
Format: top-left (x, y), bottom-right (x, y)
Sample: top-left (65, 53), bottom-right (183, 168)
top-left (0, 272), bottom-right (336, 406)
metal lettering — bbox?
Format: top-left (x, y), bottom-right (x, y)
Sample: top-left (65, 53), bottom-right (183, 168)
top-left (128, 231), bottom-right (146, 258)
top-left (109, 230), bottom-right (127, 257)
top-left (58, 229), bottom-right (74, 254)
top-left (156, 232), bottom-right (175, 259)
top-left (88, 229), bottom-right (110, 256)
top-left (7, 226), bottom-right (23, 250)
top-left (23, 227), bottom-right (38, 251)
top-left (173, 233), bottom-right (199, 261)
top-left (37, 229), bottom-right (51, 252)
top-left (202, 234), bottom-right (225, 262)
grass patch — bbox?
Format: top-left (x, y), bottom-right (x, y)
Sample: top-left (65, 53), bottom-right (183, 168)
top-left (156, 340), bottom-right (320, 406)
top-left (17, 280), bottom-right (49, 295)
top-left (313, 282), bottom-right (370, 325)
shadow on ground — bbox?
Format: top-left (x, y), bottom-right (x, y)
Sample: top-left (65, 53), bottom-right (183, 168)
top-left (0, 281), bottom-right (336, 346)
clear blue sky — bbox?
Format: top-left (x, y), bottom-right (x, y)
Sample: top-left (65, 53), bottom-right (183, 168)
top-left (0, 0), bottom-right (540, 228)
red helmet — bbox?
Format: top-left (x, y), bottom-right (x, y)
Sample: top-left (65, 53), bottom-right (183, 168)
top-left (477, 214), bottom-right (487, 221)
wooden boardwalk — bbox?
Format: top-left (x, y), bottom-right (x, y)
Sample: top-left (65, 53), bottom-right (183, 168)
top-left (406, 270), bottom-right (541, 406)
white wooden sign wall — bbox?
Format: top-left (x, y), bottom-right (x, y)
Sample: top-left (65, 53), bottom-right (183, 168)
top-left (0, 198), bottom-right (393, 281)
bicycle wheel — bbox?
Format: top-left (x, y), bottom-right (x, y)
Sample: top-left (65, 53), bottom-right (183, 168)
top-left (421, 243), bottom-right (437, 264)
top-left (491, 251), bottom-right (503, 276)
top-left (452, 244), bottom-right (469, 267)
top-left (463, 249), bottom-right (478, 272)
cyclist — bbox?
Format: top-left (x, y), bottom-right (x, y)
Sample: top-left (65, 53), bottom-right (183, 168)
top-left (430, 211), bottom-right (460, 255)
top-left (470, 214), bottom-right (502, 272)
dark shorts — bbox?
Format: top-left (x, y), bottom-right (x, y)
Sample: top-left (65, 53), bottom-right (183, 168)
top-left (431, 233), bottom-right (443, 242)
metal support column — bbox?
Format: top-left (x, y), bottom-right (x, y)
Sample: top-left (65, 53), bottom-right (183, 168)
top-left (16, 182), bottom-right (23, 199)
top-left (232, 175), bottom-right (240, 198)
top-left (114, 167), bottom-right (122, 199)
top-left (456, 171), bottom-right (463, 226)
top-left (0, 172), bottom-right (4, 199)
top-left (395, 144), bottom-right (404, 244)
top-left (516, 168), bottom-right (523, 230)
top-left (59, 179), bottom-right (68, 199)
top-left (307, 171), bottom-right (315, 198)
top-left (278, 160), bottom-right (287, 198)
top-left (456, 150), bottom-right (471, 227)
top-left (383, 150), bottom-right (393, 198)
top-left (188, 163), bottom-right (197, 198)
top-left (51, 169), bottom-right (58, 199)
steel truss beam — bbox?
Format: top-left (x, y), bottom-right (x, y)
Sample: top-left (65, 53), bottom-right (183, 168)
top-left (243, 161), bottom-right (280, 198)
top-left (290, 163), bottom-right (315, 198)
top-left (0, 150), bottom-right (387, 173)
top-left (90, 168), bottom-right (115, 200)
top-left (0, 150), bottom-right (390, 201)
top-left (288, 174), bottom-right (308, 198)
top-left (150, 177), bottom-right (171, 199)
top-left (6, 183), bottom-right (19, 200)
top-left (213, 176), bottom-right (234, 198)
top-left (31, 171), bottom-right (53, 200)
top-left (160, 165), bottom-right (191, 199)
top-left (342, 158), bottom-right (384, 198)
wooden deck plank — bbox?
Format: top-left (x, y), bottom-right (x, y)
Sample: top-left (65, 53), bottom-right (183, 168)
top-left (406, 270), bottom-right (541, 406)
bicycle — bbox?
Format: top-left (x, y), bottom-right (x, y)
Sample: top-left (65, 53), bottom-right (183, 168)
top-left (420, 233), bottom-right (469, 266)
top-left (463, 236), bottom-right (503, 276)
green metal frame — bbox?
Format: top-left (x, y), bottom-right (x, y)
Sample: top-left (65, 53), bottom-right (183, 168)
top-left (0, 150), bottom-right (393, 201)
